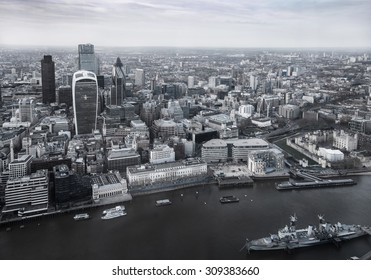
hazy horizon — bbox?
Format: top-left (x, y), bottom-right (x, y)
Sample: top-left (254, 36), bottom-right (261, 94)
top-left (0, 0), bottom-right (370, 49)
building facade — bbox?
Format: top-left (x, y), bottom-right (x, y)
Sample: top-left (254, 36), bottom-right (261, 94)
top-left (72, 70), bottom-right (99, 135)
top-left (127, 158), bottom-right (207, 186)
top-left (41, 55), bottom-right (56, 104)
top-left (111, 57), bottom-right (126, 105)
top-left (4, 169), bottom-right (49, 214)
top-left (150, 145), bottom-right (175, 164)
top-left (78, 43), bottom-right (99, 74)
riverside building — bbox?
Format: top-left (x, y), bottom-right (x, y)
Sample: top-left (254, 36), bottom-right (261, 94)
top-left (126, 158), bottom-right (207, 187)
top-left (3, 169), bottom-right (49, 215)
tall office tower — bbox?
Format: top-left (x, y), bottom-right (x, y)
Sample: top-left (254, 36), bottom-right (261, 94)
top-left (78, 43), bottom-right (99, 74)
top-left (188, 76), bottom-right (194, 89)
top-left (72, 70), bottom-right (99, 135)
top-left (41, 55), bottom-right (56, 104)
top-left (135, 69), bottom-right (145, 86)
top-left (58, 85), bottom-right (73, 107)
top-left (111, 57), bottom-right (126, 105)
top-left (250, 75), bottom-right (258, 91)
top-left (19, 98), bottom-right (35, 122)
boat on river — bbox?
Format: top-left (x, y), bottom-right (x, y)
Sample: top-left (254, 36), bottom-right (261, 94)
top-left (245, 215), bottom-right (370, 252)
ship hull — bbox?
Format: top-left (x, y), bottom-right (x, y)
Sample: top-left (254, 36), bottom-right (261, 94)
top-left (247, 226), bottom-right (369, 252)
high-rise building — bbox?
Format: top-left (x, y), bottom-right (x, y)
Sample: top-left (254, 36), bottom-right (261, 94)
top-left (135, 69), bottom-right (145, 86)
top-left (72, 70), bottom-right (99, 135)
top-left (19, 98), bottom-right (35, 122)
top-left (41, 55), bottom-right (56, 104)
top-left (111, 57), bottom-right (126, 105)
top-left (58, 85), bottom-right (73, 107)
top-left (188, 76), bottom-right (194, 89)
top-left (78, 43), bottom-right (99, 74)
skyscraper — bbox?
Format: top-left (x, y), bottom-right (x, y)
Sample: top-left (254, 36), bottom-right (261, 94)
top-left (72, 70), bottom-right (98, 135)
top-left (78, 44), bottom-right (99, 74)
top-left (135, 69), bottom-right (145, 87)
top-left (111, 57), bottom-right (126, 105)
top-left (41, 55), bottom-right (56, 104)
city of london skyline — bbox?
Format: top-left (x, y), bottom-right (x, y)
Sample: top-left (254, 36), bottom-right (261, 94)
top-left (0, 0), bottom-right (370, 48)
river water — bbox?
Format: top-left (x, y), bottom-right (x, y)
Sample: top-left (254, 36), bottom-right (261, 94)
top-left (1, 175), bottom-right (371, 260)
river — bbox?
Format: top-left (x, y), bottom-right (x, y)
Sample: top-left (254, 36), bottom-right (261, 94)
top-left (1, 175), bottom-right (371, 260)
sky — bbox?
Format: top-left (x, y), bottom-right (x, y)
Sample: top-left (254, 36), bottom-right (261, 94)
top-left (0, 0), bottom-right (370, 48)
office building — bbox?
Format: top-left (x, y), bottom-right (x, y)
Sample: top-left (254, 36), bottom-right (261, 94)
top-left (107, 148), bottom-right (140, 173)
top-left (4, 169), bottom-right (49, 214)
top-left (19, 98), bottom-right (35, 123)
top-left (278, 104), bottom-right (300, 119)
top-left (150, 145), bottom-right (175, 164)
top-left (91, 171), bottom-right (128, 203)
top-left (72, 70), bottom-right (99, 135)
top-left (188, 76), bottom-right (194, 89)
top-left (135, 69), bottom-right (145, 87)
top-left (41, 55), bottom-right (56, 104)
top-left (78, 43), bottom-right (99, 74)
top-left (9, 155), bottom-right (32, 179)
top-left (58, 86), bottom-right (73, 107)
top-left (111, 57), bottom-right (126, 105)
top-left (201, 139), bottom-right (228, 163)
top-left (127, 158), bottom-right (207, 186)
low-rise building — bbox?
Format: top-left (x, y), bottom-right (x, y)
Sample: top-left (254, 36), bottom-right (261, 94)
top-left (201, 139), bottom-right (228, 163)
top-left (127, 158), bottom-right (207, 186)
top-left (333, 130), bottom-right (358, 151)
top-left (149, 144), bottom-right (175, 164)
top-left (91, 171), bottom-right (128, 203)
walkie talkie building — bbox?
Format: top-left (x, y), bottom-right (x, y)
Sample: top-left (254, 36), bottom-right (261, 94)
top-left (72, 70), bottom-right (98, 135)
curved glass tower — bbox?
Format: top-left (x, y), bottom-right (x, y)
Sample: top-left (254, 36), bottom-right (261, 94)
top-left (72, 70), bottom-right (98, 135)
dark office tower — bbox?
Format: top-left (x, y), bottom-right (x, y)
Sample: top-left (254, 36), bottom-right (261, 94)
top-left (78, 43), bottom-right (99, 74)
top-left (72, 70), bottom-right (98, 135)
top-left (111, 57), bottom-right (126, 105)
top-left (41, 55), bottom-right (56, 104)
top-left (58, 86), bottom-right (73, 107)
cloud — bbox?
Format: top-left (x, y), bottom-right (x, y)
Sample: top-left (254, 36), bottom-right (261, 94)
top-left (0, 0), bottom-right (370, 47)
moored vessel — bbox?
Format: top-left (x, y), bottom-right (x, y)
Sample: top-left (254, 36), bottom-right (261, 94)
top-left (155, 199), bottom-right (172, 207)
top-left (219, 195), bottom-right (239, 203)
top-left (101, 206), bottom-right (127, 220)
top-left (73, 213), bottom-right (90, 221)
top-left (245, 215), bottom-right (370, 252)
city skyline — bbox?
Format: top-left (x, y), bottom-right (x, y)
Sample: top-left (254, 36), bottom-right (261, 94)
top-left (0, 0), bottom-right (370, 48)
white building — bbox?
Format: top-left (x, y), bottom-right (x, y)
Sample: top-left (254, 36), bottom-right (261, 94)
top-left (150, 144), bottom-right (175, 164)
top-left (135, 69), bottom-right (145, 86)
top-left (126, 158), bottom-right (207, 186)
top-left (238, 104), bottom-right (255, 118)
top-left (187, 76), bottom-right (194, 89)
top-left (4, 169), bottom-right (49, 214)
top-left (333, 130), bottom-right (358, 151)
top-left (91, 171), bottom-right (128, 203)
top-left (318, 148), bottom-right (344, 162)
top-left (208, 76), bottom-right (217, 88)
top-left (201, 139), bottom-right (228, 163)
top-left (9, 154), bottom-right (32, 179)
top-left (229, 138), bottom-right (270, 162)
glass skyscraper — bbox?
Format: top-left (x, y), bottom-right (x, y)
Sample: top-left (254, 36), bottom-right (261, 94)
top-left (111, 57), bottom-right (126, 105)
top-left (72, 70), bottom-right (98, 135)
top-left (78, 44), bottom-right (99, 74)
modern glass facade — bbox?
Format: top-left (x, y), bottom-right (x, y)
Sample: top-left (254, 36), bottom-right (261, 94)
top-left (72, 70), bottom-right (98, 135)
top-left (78, 44), bottom-right (98, 74)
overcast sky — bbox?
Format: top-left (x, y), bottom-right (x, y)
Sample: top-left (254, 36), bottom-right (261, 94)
top-left (0, 0), bottom-right (370, 48)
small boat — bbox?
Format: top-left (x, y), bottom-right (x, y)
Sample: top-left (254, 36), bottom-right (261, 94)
top-left (155, 199), bottom-right (172, 207)
top-left (220, 195), bottom-right (239, 203)
top-left (73, 213), bottom-right (90, 221)
top-left (101, 206), bottom-right (127, 220)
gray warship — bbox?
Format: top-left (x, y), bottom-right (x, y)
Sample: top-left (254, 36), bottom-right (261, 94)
top-left (245, 215), bottom-right (371, 252)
